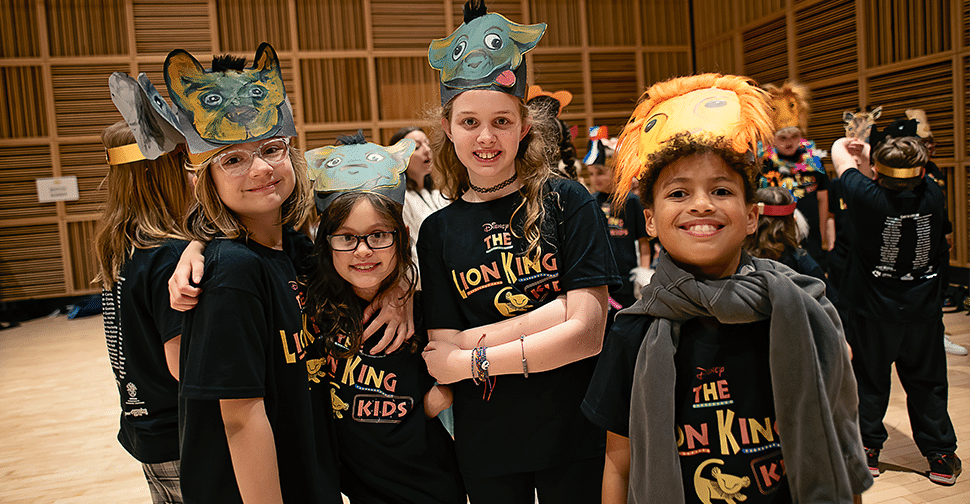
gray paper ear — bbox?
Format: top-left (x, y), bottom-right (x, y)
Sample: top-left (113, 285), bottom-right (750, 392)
top-left (109, 72), bottom-right (184, 159)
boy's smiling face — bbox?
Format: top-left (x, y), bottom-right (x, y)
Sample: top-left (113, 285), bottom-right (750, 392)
top-left (644, 152), bottom-right (758, 279)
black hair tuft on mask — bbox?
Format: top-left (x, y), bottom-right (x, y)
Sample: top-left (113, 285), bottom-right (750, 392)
top-left (463, 0), bottom-right (487, 24)
top-left (211, 55), bottom-right (247, 73)
top-left (336, 129), bottom-right (367, 146)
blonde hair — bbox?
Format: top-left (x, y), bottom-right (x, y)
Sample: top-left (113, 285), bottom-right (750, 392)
top-left (184, 142), bottom-right (311, 242)
top-left (94, 121), bottom-right (192, 289)
top-left (432, 93), bottom-right (558, 261)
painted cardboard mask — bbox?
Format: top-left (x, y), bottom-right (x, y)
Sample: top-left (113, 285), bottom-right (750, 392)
top-left (108, 72), bottom-right (184, 161)
top-left (306, 131), bottom-right (417, 212)
top-left (163, 42), bottom-right (296, 157)
top-left (613, 74), bottom-right (773, 201)
top-left (429, 0), bottom-right (546, 105)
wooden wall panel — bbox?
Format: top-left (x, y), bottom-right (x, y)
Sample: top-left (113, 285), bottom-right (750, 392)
top-left (0, 225), bottom-right (66, 301)
top-left (642, 52), bottom-right (692, 88)
top-left (0, 146), bottom-right (56, 221)
top-left (795, 0), bottom-right (857, 82)
top-left (68, 220), bottom-right (99, 290)
top-left (51, 63), bottom-right (130, 138)
top-left (641, 0), bottom-right (690, 46)
top-left (296, 0), bottom-right (366, 51)
top-left (864, 0), bottom-right (953, 67)
top-left (587, 0), bottom-right (638, 47)
top-left (808, 80), bottom-right (860, 170)
top-left (216, 0), bottom-right (291, 52)
top-left (867, 61), bottom-right (955, 159)
top-left (45, 0), bottom-right (128, 57)
top-left (374, 0), bottom-right (447, 50)
top-left (590, 52), bottom-right (638, 112)
top-left (693, 0), bottom-right (737, 40)
top-left (742, 16), bottom-right (787, 86)
top-left (0, 66), bottom-right (48, 139)
top-left (376, 57), bottom-right (439, 121)
top-left (305, 130), bottom-right (360, 151)
top-left (695, 41), bottom-right (737, 74)
top-left (739, 0), bottom-right (785, 26)
top-left (134, 0), bottom-right (212, 55)
top-left (532, 53), bottom-right (586, 112)
top-left (59, 143), bottom-right (109, 216)
top-left (300, 58), bottom-right (370, 124)
top-left (1, 0), bottom-right (40, 58)
top-left (530, 0), bottom-right (582, 47)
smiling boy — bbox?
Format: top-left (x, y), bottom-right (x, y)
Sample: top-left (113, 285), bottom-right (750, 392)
top-left (582, 74), bottom-right (872, 504)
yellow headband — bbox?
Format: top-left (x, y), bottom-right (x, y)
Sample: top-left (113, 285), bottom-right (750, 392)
top-left (874, 162), bottom-right (921, 179)
top-left (187, 145), bottom-right (231, 167)
top-left (105, 143), bottom-right (147, 166)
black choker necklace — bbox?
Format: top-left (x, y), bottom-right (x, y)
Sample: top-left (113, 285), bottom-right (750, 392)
top-left (470, 172), bottom-right (518, 193)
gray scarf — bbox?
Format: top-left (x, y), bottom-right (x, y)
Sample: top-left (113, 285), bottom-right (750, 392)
top-left (626, 251), bottom-right (873, 503)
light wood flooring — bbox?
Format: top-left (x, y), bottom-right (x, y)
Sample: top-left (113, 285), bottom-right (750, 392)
top-left (1, 310), bottom-right (967, 503)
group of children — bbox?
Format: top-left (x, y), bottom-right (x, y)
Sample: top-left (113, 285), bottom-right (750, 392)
top-left (96, 1), bottom-right (959, 503)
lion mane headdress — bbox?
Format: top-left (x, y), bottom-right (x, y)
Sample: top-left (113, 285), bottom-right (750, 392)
top-left (764, 80), bottom-right (811, 134)
top-left (613, 73), bottom-right (774, 201)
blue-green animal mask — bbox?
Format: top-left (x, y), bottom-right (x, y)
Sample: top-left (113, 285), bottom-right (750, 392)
top-left (429, 0), bottom-right (546, 105)
top-left (306, 131), bottom-right (416, 212)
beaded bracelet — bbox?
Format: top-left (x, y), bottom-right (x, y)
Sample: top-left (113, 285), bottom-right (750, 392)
top-left (471, 335), bottom-right (496, 400)
top-left (519, 334), bottom-right (529, 378)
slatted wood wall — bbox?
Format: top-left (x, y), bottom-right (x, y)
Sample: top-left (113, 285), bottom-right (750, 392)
top-left (694, 0), bottom-right (970, 269)
top-left (0, 0), bottom-right (691, 301)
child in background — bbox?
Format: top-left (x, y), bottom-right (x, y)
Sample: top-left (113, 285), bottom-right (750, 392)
top-left (303, 133), bottom-right (465, 503)
top-left (582, 73), bottom-right (872, 504)
top-left (745, 187), bottom-right (828, 285)
top-left (585, 126), bottom-right (652, 326)
top-left (95, 119), bottom-right (189, 504)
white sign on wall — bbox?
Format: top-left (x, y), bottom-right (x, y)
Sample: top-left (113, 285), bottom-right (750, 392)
top-left (36, 176), bottom-right (80, 203)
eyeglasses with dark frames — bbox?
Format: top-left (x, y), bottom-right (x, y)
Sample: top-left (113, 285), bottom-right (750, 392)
top-left (327, 230), bottom-right (397, 251)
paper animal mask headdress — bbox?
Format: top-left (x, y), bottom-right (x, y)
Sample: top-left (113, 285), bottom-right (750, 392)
top-left (163, 42), bottom-right (296, 162)
top-left (842, 106), bottom-right (882, 139)
top-left (584, 126), bottom-right (611, 165)
top-left (613, 73), bottom-right (773, 200)
top-left (305, 131), bottom-right (417, 212)
top-left (905, 108), bottom-right (932, 139)
top-left (108, 72), bottom-right (185, 164)
top-left (429, 0), bottom-right (546, 105)
top-left (764, 80), bottom-right (810, 134)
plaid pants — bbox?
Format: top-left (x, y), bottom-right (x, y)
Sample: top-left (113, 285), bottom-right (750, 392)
top-left (142, 460), bottom-right (182, 504)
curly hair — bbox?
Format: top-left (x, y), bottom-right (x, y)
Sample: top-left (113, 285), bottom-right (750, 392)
top-left (431, 92), bottom-right (560, 262)
top-left (95, 121), bottom-right (191, 288)
top-left (743, 187), bottom-right (799, 261)
top-left (305, 192), bottom-right (418, 358)
top-left (636, 134), bottom-right (759, 209)
top-left (184, 141), bottom-right (311, 242)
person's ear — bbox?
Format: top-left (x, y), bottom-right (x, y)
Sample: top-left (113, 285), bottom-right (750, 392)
top-left (440, 117), bottom-right (452, 141)
top-left (519, 121), bottom-right (531, 142)
top-left (745, 202), bottom-right (759, 236)
top-left (644, 208), bottom-right (656, 237)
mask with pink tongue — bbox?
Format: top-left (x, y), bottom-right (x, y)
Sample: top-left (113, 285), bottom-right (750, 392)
top-left (428, 0), bottom-right (546, 105)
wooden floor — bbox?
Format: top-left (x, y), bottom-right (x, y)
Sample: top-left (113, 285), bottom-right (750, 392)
top-left (1, 310), bottom-right (967, 503)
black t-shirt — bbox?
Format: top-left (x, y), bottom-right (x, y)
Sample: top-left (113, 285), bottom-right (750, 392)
top-left (924, 161), bottom-right (953, 235)
top-left (760, 149), bottom-right (830, 263)
top-left (596, 191), bottom-right (648, 309)
top-left (102, 239), bottom-right (186, 464)
top-left (583, 316), bottom-right (792, 504)
top-left (837, 168), bottom-right (947, 322)
top-left (418, 178), bottom-right (622, 477)
top-left (309, 295), bottom-right (465, 504)
top-left (179, 229), bottom-right (341, 504)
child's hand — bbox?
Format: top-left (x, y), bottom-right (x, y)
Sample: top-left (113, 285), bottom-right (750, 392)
top-left (169, 240), bottom-right (205, 311)
top-left (362, 282), bottom-right (415, 354)
top-left (423, 384), bottom-right (453, 418)
top-left (421, 341), bottom-right (470, 385)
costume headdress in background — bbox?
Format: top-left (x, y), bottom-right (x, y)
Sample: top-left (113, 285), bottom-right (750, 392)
top-left (583, 126), bottom-right (613, 166)
top-left (528, 85), bottom-right (577, 174)
top-left (764, 80), bottom-right (810, 135)
top-left (842, 106), bottom-right (882, 139)
top-left (613, 73), bottom-right (773, 200)
top-left (905, 108), bottom-right (932, 139)
top-left (109, 42), bottom-right (295, 167)
top-left (305, 131), bottom-right (416, 212)
top-left (868, 118), bottom-right (923, 179)
top-left (428, 0), bottom-right (546, 105)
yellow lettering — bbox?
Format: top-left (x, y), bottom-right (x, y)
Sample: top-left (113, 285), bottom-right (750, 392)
top-left (451, 270), bottom-right (468, 299)
top-left (341, 355), bottom-right (362, 386)
top-left (749, 417), bottom-right (774, 444)
top-left (501, 252), bottom-right (517, 283)
top-left (717, 409), bottom-right (740, 455)
top-left (364, 367), bottom-right (385, 389)
top-left (466, 267), bottom-right (481, 286)
top-left (703, 382), bottom-right (718, 402)
top-left (280, 330), bottom-right (296, 364)
top-left (522, 254), bottom-right (541, 275)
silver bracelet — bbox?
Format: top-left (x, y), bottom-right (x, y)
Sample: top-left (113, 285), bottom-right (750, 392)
top-left (520, 334), bottom-right (529, 378)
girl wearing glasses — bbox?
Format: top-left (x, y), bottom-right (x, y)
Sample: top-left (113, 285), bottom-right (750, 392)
top-left (302, 134), bottom-right (465, 503)
top-left (164, 45), bottom-right (343, 504)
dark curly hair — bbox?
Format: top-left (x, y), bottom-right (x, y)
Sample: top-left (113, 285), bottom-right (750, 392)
top-left (306, 192), bottom-right (418, 358)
